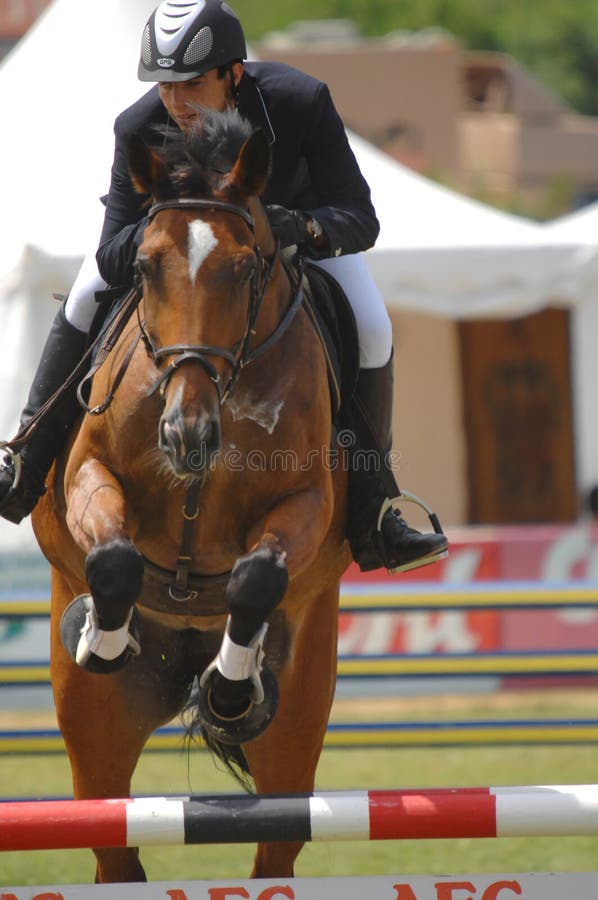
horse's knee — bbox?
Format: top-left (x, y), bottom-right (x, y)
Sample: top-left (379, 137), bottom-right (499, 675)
top-left (226, 540), bottom-right (288, 644)
top-left (85, 538), bottom-right (144, 629)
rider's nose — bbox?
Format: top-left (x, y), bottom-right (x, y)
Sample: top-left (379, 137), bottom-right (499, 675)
top-left (170, 85), bottom-right (190, 112)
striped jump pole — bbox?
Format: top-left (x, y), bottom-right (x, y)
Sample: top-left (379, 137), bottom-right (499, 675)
top-left (2, 784), bottom-right (598, 852)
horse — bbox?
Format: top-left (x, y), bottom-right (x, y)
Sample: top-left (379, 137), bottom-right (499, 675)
top-left (31, 108), bottom-right (352, 883)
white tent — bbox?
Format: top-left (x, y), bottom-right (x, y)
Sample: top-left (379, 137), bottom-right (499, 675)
top-left (1, 0), bottom-right (597, 560)
top-left (541, 203), bottom-right (598, 498)
top-left (0, 0), bottom-right (159, 559)
top-left (354, 132), bottom-right (597, 317)
top-left (541, 202), bottom-right (598, 302)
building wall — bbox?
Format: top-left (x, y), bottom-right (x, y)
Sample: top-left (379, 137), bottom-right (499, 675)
top-left (460, 113), bottom-right (519, 194)
top-left (254, 38), bottom-right (462, 176)
top-left (258, 34), bottom-right (598, 205)
top-left (462, 112), bottom-right (598, 198)
top-left (390, 310), bottom-right (467, 527)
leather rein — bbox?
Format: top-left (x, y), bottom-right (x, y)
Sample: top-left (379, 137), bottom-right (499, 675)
top-left (139, 197), bottom-right (304, 407)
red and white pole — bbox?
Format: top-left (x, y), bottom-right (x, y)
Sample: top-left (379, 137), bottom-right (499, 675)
top-left (1, 785), bottom-right (598, 852)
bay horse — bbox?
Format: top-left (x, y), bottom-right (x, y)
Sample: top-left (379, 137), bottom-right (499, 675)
top-left (32, 109), bottom-right (351, 883)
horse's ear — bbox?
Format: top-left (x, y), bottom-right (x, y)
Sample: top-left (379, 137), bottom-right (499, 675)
top-left (126, 134), bottom-right (170, 196)
top-left (226, 129), bottom-right (271, 198)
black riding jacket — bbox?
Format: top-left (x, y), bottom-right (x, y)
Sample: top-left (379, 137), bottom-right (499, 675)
top-left (96, 61), bottom-right (380, 288)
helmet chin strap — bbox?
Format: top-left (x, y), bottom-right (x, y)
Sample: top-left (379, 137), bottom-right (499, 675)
top-left (228, 63), bottom-right (241, 107)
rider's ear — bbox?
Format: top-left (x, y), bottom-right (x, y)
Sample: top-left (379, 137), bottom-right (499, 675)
top-left (225, 129), bottom-right (271, 198)
top-left (126, 134), bottom-right (171, 197)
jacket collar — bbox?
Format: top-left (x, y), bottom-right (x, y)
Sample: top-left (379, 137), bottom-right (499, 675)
top-left (237, 68), bottom-right (276, 145)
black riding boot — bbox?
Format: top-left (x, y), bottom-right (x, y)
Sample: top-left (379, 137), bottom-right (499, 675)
top-left (0, 303), bottom-right (88, 524)
top-left (348, 352), bottom-right (448, 573)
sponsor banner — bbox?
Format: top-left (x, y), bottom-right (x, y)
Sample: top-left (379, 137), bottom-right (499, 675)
top-left (339, 524), bottom-right (598, 655)
top-left (4, 525), bottom-right (598, 659)
top-left (338, 610), bottom-right (499, 655)
top-left (1, 873), bottom-right (597, 899)
top-left (354, 523), bottom-right (598, 584)
top-left (341, 523), bottom-right (598, 585)
top-left (6, 607), bottom-right (597, 659)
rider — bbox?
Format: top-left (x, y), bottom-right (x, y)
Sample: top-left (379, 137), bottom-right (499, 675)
top-left (0, 0), bottom-right (448, 574)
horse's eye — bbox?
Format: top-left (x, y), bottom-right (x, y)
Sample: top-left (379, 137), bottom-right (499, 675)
top-left (136, 255), bottom-right (154, 281)
top-left (233, 254), bottom-right (256, 284)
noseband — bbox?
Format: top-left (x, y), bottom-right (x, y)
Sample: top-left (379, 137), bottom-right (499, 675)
top-left (139, 197), bottom-right (303, 406)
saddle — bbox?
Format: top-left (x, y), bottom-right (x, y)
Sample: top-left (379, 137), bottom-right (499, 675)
top-left (300, 262), bottom-right (360, 423)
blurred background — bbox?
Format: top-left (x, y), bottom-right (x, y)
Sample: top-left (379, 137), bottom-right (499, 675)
top-left (2, 1), bottom-right (598, 735)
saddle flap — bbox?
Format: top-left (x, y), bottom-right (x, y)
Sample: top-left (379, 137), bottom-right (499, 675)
top-left (303, 262), bottom-right (360, 415)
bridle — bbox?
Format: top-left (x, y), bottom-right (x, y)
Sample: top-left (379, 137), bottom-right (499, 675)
top-left (138, 197), bottom-right (304, 406)
top-left (132, 196), bottom-right (306, 602)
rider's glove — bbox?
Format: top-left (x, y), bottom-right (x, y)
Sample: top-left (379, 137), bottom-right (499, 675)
top-left (265, 205), bottom-right (310, 250)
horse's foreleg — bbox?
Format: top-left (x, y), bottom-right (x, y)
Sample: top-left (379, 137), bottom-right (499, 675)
top-left (226, 486), bottom-right (332, 648)
top-left (63, 458), bottom-right (144, 672)
top-left (198, 489), bottom-right (332, 742)
top-left (50, 567), bottom-right (149, 883)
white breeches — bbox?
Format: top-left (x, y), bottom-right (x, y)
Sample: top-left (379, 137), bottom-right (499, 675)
top-left (66, 250), bottom-right (393, 369)
top-left (64, 252), bottom-right (107, 333)
top-left (312, 253), bottom-right (392, 369)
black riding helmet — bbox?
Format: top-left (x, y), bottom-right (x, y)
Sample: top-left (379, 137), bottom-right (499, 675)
top-left (139, 0), bottom-right (247, 83)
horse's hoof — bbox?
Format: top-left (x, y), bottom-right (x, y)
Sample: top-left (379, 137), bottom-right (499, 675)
top-left (196, 667), bottom-right (279, 745)
top-left (60, 594), bottom-right (141, 674)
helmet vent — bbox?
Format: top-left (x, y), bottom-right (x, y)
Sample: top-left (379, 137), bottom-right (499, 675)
top-left (183, 25), bottom-right (214, 66)
top-left (141, 24), bottom-right (153, 66)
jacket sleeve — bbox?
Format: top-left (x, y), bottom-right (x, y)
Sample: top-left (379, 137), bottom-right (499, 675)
top-left (96, 117), bottom-right (150, 288)
top-left (300, 83), bottom-right (380, 259)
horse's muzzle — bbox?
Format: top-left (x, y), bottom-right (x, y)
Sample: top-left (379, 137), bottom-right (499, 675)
top-left (159, 412), bottom-right (221, 477)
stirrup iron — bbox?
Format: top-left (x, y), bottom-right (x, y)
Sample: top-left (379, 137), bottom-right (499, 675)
top-left (377, 489), bottom-right (446, 537)
top-left (0, 442), bottom-right (22, 492)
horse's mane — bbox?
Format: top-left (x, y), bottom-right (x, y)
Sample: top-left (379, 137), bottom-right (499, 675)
top-left (157, 107), bottom-right (255, 199)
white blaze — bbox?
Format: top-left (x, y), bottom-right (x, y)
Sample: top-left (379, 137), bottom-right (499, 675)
top-left (188, 219), bottom-right (218, 284)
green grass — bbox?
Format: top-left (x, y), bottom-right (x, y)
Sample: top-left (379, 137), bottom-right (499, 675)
top-left (2, 740), bottom-right (598, 886)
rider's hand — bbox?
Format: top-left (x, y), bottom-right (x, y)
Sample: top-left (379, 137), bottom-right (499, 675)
top-left (265, 205), bottom-right (309, 249)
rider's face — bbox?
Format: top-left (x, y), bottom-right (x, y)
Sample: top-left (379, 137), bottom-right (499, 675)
top-left (159, 64), bottom-right (243, 131)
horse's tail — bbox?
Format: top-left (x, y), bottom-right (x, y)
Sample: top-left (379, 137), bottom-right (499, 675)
top-left (182, 685), bottom-right (253, 792)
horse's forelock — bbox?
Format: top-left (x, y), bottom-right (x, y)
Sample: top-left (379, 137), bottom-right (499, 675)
top-left (157, 109), bottom-right (255, 200)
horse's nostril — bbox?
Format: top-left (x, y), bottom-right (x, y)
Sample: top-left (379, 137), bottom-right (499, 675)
top-left (197, 417), bottom-right (221, 458)
top-left (159, 419), bottom-right (173, 449)
top-left (201, 418), bottom-right (217, 446)
top-left (159, 412), bottom-right (221, 476)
